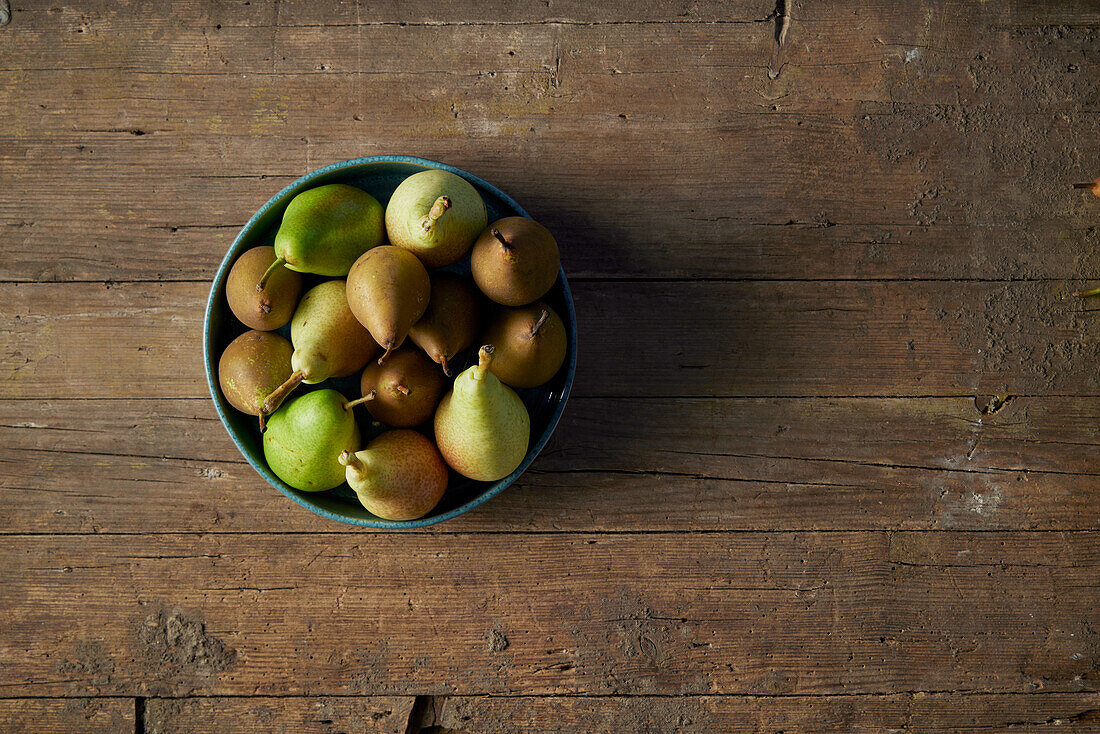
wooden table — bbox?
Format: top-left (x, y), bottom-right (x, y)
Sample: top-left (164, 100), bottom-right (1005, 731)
top-left (2, 1), bottom-right (1098, 731)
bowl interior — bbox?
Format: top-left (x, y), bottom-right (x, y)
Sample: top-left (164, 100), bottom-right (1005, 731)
top-left (204, 156), bottom-right (577, 527)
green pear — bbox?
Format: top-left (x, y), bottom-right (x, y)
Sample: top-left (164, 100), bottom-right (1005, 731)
top-left (259, 184), bottom-right (384, 285)
top-left (384, 169), bottom-right (487, 267)
top-left (338, 430), bottom-right (450, 521)
top-left (262, 280), bottom-right (378, 414)
top-left (263, 389), bottom-right (361, 492)
top-left (434, 345), bottom-right (530, 481)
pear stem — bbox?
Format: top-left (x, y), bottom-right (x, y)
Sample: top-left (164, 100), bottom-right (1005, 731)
top-left (378, 342), bottom-right (394, 365)
top-left (475, 344), bottom-right (495, 379)
top-left (256, 256), bottom-right (286, 291)
top-left (396, 384), bottom-right (411, 396)
top-left (421, 196), bottom-right (452, 231)
top-left (530, 309), bottom-right (549, 338)
top-left (1073, 183), bottom-right (1093, 189)
top-left (440, 355), bottom-right (452, 377)
top-left (1074, 286), bottom-right (1100, 298)
top-left (343, 391), bottom-right (376, 410)
top-left (262, 369), bottom-right (304, 415)
top-left (338, 450), bottom-right (365, 471)
top-left (491, 228), bottom-right (515, 252)
top-left (258, 412), bottom-right (267, 433)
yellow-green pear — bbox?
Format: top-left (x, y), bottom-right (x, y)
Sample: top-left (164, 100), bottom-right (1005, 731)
top-left (262, 280), bottom-right (378, 414)
top-left (433, 345), bottom-right (530, 481)
top-left (385, 169), bottom-right (487, 267)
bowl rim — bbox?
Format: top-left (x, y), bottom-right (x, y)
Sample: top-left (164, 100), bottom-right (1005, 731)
top-left (204, 155), bottom-right (577, 528)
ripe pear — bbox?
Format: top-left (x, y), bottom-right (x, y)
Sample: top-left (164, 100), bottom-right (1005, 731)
top-left (408, 272), bottom-right (480, 376)
top-left (471, 217), bottom-right (560, 306)
top-left (481, 303), bottom-right (567, 388)
top-left (259, 184), bottom-right (385, 285)
top-left (346, 245), bottom-right (430, 362)
top-left (358, 346), bottom-right (446, 427)
top-left (218, 330), bottom-right (294, 430)
top-left (385, 169), bottom-right (487, 267)
top-left (226, 246), bottom-right (302, 330)
top-left (339, 430), bottom-right (449, 521)
top-left (262, 280), bottom-right (378, 414)
top-left (434, 345), bottom-right (530, 482)
top-left (263, 389), bottom-right (361, 492)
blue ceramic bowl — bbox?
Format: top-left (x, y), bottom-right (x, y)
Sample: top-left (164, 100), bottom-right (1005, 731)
top-left (203, 156), bottom-right (577, 527)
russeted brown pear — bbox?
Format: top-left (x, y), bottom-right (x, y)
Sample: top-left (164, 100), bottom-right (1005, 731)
top-left (218, 330), bottom-right (294, 430)
top-left (357, 346), bottom-right (446, 427)
top-left (345, 246), bottom-right (430, 362)
top-left (481, 302), bottom-right (567, 388)
top-left (262, 280), bottom-right (378, 414)
top-left (471, 217), bottom-right (559, 306)
top-left (408, 272), bottom-right (480, 376)
top-left (339, 430), bottom-right (450, 521)
top-left (226, 246), bottom-right (303, 330)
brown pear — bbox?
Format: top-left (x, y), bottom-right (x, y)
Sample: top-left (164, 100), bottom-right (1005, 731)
top-left (408, 272), bottom-right (480, 376)
top-left (481, 302), bottom-right (567, 388)
top-left (218, 330), bottom-right (294, 430)
top-left (346, 245), bottom-right (431, 362)
top-left (226, 245), bottom-right (303, 330)
top-left (261, 280), bottom-right (379, 414)
top-left (358, 346), bottom-right (446, 427)
top-left (471, 217), bottom-right (560, 306)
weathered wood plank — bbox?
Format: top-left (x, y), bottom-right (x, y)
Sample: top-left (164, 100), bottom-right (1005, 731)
top-left (429, 693), bottom-right (1100, 733)
top-left (0, 395), bottom-right (1096, 533)
top-left (1, 532), bottom-right (1096, 697)
top-left (2, 282), bottom-right (1096, 401)
top-left (0, 697), bottom-right (133, 733)
top-left (145, 695), bottom-right (415, 734)
top-left (1, 4), bottom-right (1098, 282)
top-left (139, 692), bottom-right (1100, 733)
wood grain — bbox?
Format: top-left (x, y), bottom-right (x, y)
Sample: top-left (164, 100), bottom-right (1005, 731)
top-left (2, 0), bottom-right (1098, 724)
top-left (0, 395), bottom-right (1096, 534)
top-left (2, 532), bottom-right (1097, 697)
top-left (144, 695), bottom-right (415, 734)
top-left (139, 692), bottom-right (1100, 733)
top-left (0, 697), bottom-right (133, 733)
top-left (1, 2), bottom-right (1098, 282)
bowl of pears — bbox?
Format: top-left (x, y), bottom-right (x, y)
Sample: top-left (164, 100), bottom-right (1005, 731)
top-left (203, 156), bottom-right (576, 527)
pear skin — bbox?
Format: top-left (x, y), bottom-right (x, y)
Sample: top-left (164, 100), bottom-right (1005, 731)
top-left (408, 272), bottom-right (480, 376)
top-left (471, 217), bottom-right (560, 306)
top-left (359, 347), bottom-right (446, 427)
top-left (226, 246), bottom-right (303, 330)
top-left (218, 330), bottom-right (294, 429)
top-left (339, 430), bottom-right (449, 521)
top-left (434, 346), bottom-right (530, 482)
top-left (346, 246), bottom-right (430, 362)
top-left (385, 169), bottom-right (487, 267)
top-left (481, 302), bottom-right (567, 388)
top-left (263, 389), bottom-right (361, 492)
top-left (265, 184), bottom-right (385, 280)
top-left (262, 280), bottom-right (378, 414)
